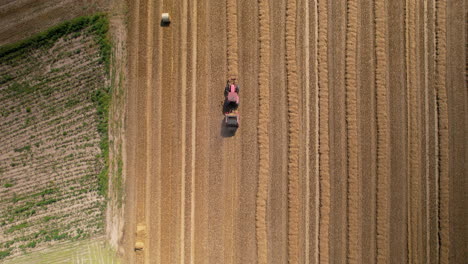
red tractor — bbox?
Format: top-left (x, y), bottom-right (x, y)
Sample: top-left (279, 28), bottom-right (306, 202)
top-left (224, 78), bottom-right (239, 129)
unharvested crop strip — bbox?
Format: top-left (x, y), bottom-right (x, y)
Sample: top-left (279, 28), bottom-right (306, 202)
top-left (434, 1), bottom-right (449, 263)
top-left (317, 0), bottom-right (330, 263)
top-left (256, 0), bottom-right (270, 263)
top-left (345, 0), bottom-right (361, 263)
top-left (405, 0), bottom-right (423, 262)
top-left (226, 0), bottom-right (238, 79)
top-left (226, 0), bottom-right (239, 262)
top-left (374, 0), bottom-right (390, 262)
top-left (285, 0), bottom-right (300, 262)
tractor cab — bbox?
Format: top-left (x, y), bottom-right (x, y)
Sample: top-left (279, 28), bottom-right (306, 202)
top-left (224, 80), bottom-right (239, 110)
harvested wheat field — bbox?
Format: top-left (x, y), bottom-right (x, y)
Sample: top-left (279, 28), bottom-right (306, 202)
top-left (121, 0), bottom-right (466, 263)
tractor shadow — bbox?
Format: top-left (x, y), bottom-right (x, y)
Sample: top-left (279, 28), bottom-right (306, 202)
top-left (220, 119), bottom-right (237, 138)
top-left (160, 20), bottom-right (171, 27)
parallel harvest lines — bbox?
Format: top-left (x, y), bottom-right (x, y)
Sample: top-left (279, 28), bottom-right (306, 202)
top-left (345, 0), bottom-right (361, 263)
top-left (317, 0), bottom-right (330, 263)
top-left (405, 0), bottom-right (423, 262)
top-left (374, 0), bottom-right (390, 263)
top-left (255, 0), bottom-right (270, 263)
top-left (434, 0), bottom-right (449, 263)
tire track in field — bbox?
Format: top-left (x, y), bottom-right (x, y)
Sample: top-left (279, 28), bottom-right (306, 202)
top-left (285, 0), bottom-right (300, 262)
top-left (317, 0), bottom-right (330, 262)
top-left (422, 1), bottom-right (432, 262)
top-left (303, 0), bottom-right (311, 263)
top-left (123, 1), bottom-right (139, 262)
top-left (345, 0), bottom-right (361, 263)
top-left (180, 0), bottom-right (188, 262)
top-left (133, 1), bottom-right (150, 263)
top-left (312, 2), bottom-right (320, 263)
top-left (374, 0), bottom-right (390, 262)
top-left (190, 0), bottom-right (198, 263)
top-left (405, 0), bottom-right (423, 262)
top-left (434, 1), bottom-right (449, 263)
top-left (144, 0), bottom-right (155, 262)
top-left (150, 0), bottom-right (163, 260)
top-left (256, 0), bottom-right (270, 263)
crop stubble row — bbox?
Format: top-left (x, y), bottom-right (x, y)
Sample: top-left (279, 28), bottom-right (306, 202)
top-left (284, 0), bottom-right (301, 262)
top-left (345, 0), bottom-right (360, 263)
top-left (255, 0), bottom-right (270, 263)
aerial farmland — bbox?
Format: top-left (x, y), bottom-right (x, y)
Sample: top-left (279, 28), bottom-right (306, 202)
top-left (0, 0), bottom-right (466, 263)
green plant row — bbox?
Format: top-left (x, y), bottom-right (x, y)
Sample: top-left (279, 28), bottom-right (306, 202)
top-left (92, 86), bottom-right (110, 196)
